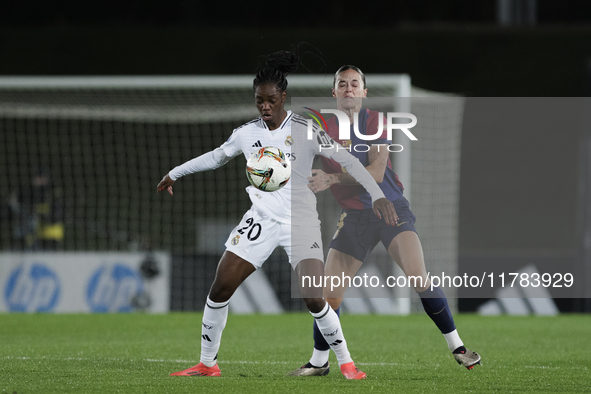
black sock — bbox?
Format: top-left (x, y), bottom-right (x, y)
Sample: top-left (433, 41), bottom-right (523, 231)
top-left (418, 286), bottom-right (456, 334)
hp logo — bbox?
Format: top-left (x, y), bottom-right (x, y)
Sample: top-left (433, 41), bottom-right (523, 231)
top-left (4, 264), bottom-right (61, 312)
top-left (86, 264), bottom-right (143, 312)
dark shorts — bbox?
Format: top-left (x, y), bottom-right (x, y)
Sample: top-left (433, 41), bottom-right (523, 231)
top-left (328, 196), bottom-right (417, 263)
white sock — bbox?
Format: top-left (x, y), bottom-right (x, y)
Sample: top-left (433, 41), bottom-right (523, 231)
top-left (443, 329), bottom-right (464, 352)
top-left (199, 297), bottom-right (229, 367)
top-left (310, 303), bottom-right (353, 366)
top-left (310, 348), bottom-right (330, 367)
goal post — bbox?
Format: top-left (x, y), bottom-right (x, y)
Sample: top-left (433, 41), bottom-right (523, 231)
top-left (0, 75), bottom-right (462, 314)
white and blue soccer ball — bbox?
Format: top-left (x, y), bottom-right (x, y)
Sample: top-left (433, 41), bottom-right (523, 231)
top-left (246, 147), bottom-right (291, 192)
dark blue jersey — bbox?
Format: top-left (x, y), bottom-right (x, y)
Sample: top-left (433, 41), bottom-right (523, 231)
top-left (320, 108), bottom-right (404, 210)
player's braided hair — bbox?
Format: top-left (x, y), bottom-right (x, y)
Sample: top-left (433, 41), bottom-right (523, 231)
top-left (334, 65), bottom-right (367, 89)
top-left (253, 45), bottom-right (303, 92)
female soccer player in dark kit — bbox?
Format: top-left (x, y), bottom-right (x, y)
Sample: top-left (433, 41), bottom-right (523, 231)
top-left (289, 65), bottom-right (481, 377)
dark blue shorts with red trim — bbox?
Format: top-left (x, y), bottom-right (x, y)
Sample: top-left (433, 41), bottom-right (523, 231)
top-left (328, 196), bottom-right (417, 263)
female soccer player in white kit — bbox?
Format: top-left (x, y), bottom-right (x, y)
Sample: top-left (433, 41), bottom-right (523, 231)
top-left (156, 47), bottom-right (397, 379)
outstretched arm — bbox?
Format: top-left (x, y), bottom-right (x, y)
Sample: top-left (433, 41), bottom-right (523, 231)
top-left (156, 146), bottom-right (234, 195)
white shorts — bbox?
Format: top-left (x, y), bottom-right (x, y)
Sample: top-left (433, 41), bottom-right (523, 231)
top-left (225, 205), bottom-right (324, 270)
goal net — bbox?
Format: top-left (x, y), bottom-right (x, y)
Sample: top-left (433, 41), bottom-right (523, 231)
top-left (0, 76), bottom-right (463, 313)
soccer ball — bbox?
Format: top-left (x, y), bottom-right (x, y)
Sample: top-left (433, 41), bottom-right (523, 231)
top-left (246, 147), bottom-right (291, 192)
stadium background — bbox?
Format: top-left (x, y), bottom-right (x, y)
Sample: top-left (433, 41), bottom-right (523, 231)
top-left (1, 0), bottom-right (590, 313)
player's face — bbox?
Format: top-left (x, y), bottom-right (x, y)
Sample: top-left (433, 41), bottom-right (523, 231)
top-left (255, 83), bottom-right (287, 130)
top-left (332, 69), bottom-right (367, 111)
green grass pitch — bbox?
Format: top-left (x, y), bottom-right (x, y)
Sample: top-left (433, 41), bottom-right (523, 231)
top-left (1, 313), bottom-right (590, 393)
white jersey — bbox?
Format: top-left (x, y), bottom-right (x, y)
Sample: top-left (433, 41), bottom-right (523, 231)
top-left (169, 110), bottom-right (385, 226)
top-left (219, 111), bottom-right (295, 223)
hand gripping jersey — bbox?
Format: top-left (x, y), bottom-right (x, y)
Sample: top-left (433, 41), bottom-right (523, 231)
top-left (319, 108), bottom-right (405, 210)
top-left (169, 110), bottom-right (385, 225)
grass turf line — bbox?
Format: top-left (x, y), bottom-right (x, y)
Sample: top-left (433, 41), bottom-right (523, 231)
top-left (1, 313), bottom-right (590, 393)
